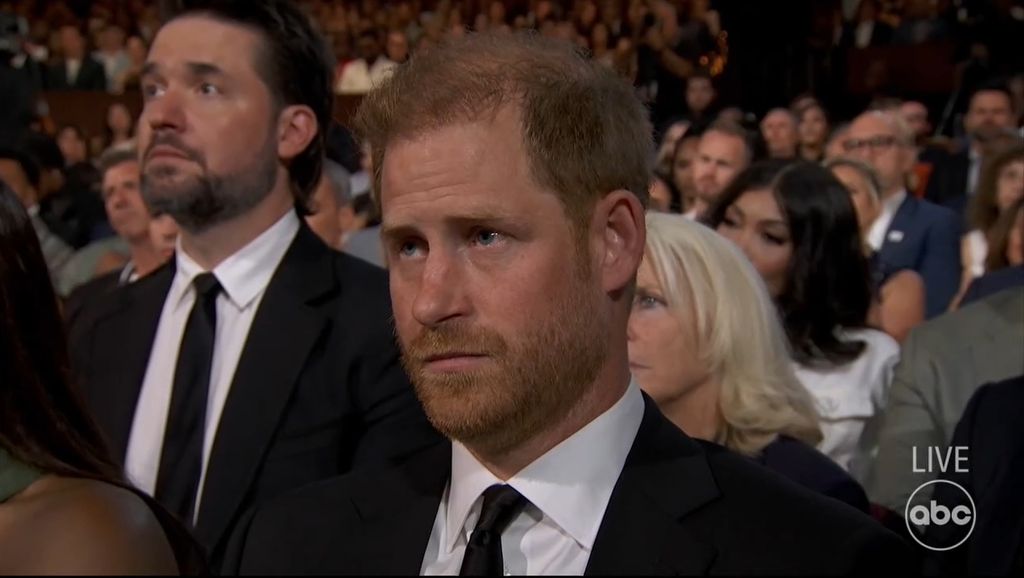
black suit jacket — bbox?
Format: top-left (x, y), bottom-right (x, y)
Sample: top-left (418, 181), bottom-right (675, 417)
top-left (45, 57), bottom-right (108, 91)
top-left (64, 268), bottom-right (121, 329)
top-left (923, 149), bottom-right (970, 211)
top-left (924, 375), bottom-right (1024, 575)
top-left (68, 222), bottom-right (441, 568)
top-left (226, 396), bottom-right (912, 575)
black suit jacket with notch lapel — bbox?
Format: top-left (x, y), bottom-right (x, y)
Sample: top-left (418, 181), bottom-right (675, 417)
top-left (225, 395), bottom-right (913, 575)
top-left (45, 57), bottom-right (108, 91)
top-left (68, 221), bottom-right (442, 568)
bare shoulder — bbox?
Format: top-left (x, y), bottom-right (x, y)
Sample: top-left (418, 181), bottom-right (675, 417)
top-left (9, 477), bottom-right (178, 574)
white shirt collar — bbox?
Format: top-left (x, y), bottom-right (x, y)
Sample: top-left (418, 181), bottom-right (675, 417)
top-left (866, 188), bottom-right (907, 251)
top-left (171, 210), bottom-right (300, 311)
top-left (444, 380), bottom-right (644, 555)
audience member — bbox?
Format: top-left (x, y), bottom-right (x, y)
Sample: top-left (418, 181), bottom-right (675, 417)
top-left (335, 30), bottom-right (397, 94)
top-left (629, 212), bottom-right (869, 512)
top-left (149, 211), bottom-right (180, 262)
top-left (93, 23), bottom-right (129, 93)
top-left (113, 35), bottom-right (148, 93)
top-left (837, 0), bottom-right (894, 49)
top-left (104, 102), bottom-right (136, 150)
top-left (305, 158), bottom-right (351, 250)
top-left (959, 142), bottom-right (1024, 291)
top-left (825, 122), bottom-right (851, 160)
top-left (925, 82), bottom-right (1016, 211)
top-left (45, 24), bottom-right (107, 91)
top-left (690, 119), bottom-right (752, 218)
top-left (64, 147), bottom-right (166, 327)
top-left (795, 100), bottom-right (829, 162)
top-left (0, 146), bottom-right (74, 280)
top-left (684, 71), bottom-right (717, 125)
top-left (923, 374), bottom-right (1024, 574)
top-left (761, 108), bottom-right (800, 160)
top-left (868, 288), bottom-right (1024, 512)
top-left (227, 31), bottom-right (909, 576)
top-left (0, 182), bottom-right (200, 574)
top-left (56, 124), bottom-right (89, 167)
top-left (982, 197), bottom-right (1024, 272)
top-left (846, 109), bottom-right (962, 317)
top-left (340, 192), bottom-right (384, 267)
top-left (826, 156), bottom-right (926, 341)
top-left (669, 130), bottom-right (700, 214)
top-left (68, 1), bottom-right (438, 569)
top-left (706, 161), bottom-right (899, 483)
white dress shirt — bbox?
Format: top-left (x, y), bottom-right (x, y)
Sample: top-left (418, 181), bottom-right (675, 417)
top-left (421, 381), bottom-right (644, 576)
top-left (866, 189), bottom-right (907, 252)
top-left (125, 210), bottom-right (299, 520)
top-left (793, 328), bottom-right (900, 483)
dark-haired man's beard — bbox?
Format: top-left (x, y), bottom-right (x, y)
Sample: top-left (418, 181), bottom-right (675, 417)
top-left (400, 258), bottom-right (609, 457)
top-left (141, 135), bottom-right (278, 235)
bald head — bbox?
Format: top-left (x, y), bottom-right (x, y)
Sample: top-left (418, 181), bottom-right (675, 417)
top-left (846, 111), bottom-right (914, 197)
top-left (761, 108), bottom-right (799, 159)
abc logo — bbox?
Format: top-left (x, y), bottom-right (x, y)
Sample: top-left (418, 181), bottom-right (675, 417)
top-left (905, 480), bottom-right (976, 552)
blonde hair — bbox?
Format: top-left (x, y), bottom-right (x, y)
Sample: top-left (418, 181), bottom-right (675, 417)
top-left (643, 213), bottom-right (823, 455)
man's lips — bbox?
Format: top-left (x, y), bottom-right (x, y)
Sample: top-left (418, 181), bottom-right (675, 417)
top-left (147, 145), bottom-right (191, 161)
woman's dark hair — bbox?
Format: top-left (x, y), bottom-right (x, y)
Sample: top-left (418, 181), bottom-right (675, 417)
top-left (0, 183), bottom-right (205, 573)
top-left (704, 160), bottom-right (873, 366)
top-left (162, 0), bottom-right (334, 216)
top-left (969, 142), bottom-right (1024, 233)
top-left (985, 197), bottom-right (1024, 272)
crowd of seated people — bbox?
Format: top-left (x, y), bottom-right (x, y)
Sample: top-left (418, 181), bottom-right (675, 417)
top-left (0, 0), bottom-right (1022, 575)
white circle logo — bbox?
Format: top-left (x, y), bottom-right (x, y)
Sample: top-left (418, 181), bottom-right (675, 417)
top-left (904, 479), bottom-right (976, 552)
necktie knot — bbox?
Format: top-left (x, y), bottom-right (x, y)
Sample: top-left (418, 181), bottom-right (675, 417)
top-left (193, 272), bottom-right (221, 299)
top-left (459, 484), bottom-right (528, 576)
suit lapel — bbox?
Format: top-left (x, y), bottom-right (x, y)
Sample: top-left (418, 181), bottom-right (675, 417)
top-left (195, 226), bottom-right (337, 552)
top-left (878, 195), bottom-right (915, 266)
top-left (586, 397), bottom-right (719, 576)
top-left (351, 443), bottom-right (451, 574)
top-left (84, 261), bottom-right (175, 460)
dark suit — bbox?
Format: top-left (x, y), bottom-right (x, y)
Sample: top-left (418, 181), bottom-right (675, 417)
top-left (226, 397), bottom-right (912, 575)
top-left (924, 375), bottom-right (1024, 575)
top-left (923, 150), bottom-right (970, 212)
top-left (68, 222), bottom-right (441, 568)
top-left (961, 265), bottom-right (1024, 306)
top-left (45, 57), bottom-right (108, 91)
top-left (64, 268), bottom-right (121, 330)
top-left (875, 195), bottom-right (962, 317)
top-left (758, 435), bottom-right (870, 514)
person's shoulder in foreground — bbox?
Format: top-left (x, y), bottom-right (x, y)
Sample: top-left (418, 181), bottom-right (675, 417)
top-left (226, 404), bottom-right (913, 576)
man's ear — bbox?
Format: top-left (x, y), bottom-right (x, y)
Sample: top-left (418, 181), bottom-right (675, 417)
top-left (277, 105), bottom-right (318, 161)
top-left (588, 190), bottom-right (646, 295)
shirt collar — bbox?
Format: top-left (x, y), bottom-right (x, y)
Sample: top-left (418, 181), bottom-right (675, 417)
top-left (881, 188), bottom-right (906, 215)
top-left (170, 210), bottom-right (299, 311)
top-left (444, 380), bottom-right (644, 554)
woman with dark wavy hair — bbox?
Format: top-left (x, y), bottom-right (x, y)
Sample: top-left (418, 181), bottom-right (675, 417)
top-left (0, 183), bottom-right (203, 574)
top-left (703, 160), bottom-right (899, 483)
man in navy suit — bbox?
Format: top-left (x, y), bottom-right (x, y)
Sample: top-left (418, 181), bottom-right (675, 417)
top-left (846, 110), bottom-right (961, 317)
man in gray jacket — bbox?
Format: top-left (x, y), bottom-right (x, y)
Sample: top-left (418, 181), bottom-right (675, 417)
top-left (868, 288), bottom-right (1024, 512)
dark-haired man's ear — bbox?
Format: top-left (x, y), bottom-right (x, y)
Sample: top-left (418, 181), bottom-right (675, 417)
top-left (277, 105), bottom-right (318, 162)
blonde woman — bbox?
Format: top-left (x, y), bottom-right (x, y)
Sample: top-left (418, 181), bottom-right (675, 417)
top-left (627, 213), bottom-right (869, 512)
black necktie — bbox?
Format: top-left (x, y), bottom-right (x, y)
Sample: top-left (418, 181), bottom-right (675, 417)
top-left (459, 484), bottom-right (529, 576)
top-left (155, 272), bottom-right (221, 524)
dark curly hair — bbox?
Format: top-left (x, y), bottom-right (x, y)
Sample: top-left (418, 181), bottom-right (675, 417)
top-left (703, 160), bottom-right (872, 366)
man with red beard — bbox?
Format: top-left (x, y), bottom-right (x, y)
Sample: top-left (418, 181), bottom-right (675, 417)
top-left (226, 33), bottom-right (911, 575)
